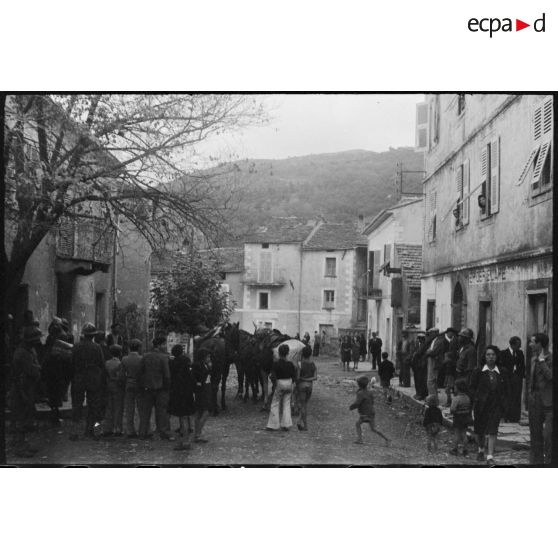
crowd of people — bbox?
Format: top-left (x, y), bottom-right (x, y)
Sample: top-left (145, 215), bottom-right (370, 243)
top-left (401, 326), bottom-right (552, 465)
top-left (6, 311), bottom-right (552, 465)
top-left (7, 317), bottom-right (219, 457)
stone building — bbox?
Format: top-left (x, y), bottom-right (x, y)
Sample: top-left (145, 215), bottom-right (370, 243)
top-left (417, 94), bottom-right (553, 358)
top-left (363, 198), bottom-right (424, 357)
top-left (239, 217), bottom-right (367, 342)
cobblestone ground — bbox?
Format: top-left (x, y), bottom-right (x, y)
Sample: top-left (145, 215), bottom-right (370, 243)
top-left (7, 357), bottom-right (529, 466)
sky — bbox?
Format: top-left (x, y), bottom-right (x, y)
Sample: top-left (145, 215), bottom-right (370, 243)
top-left (201, 94), bottom-right (425, 162)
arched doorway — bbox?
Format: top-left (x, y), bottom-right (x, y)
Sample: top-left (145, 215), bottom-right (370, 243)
top-left (452, 282), bottom-right (465, 330)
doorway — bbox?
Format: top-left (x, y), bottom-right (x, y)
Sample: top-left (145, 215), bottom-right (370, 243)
top-left (56, 273), bottom-right (74, 322)
top-left (525, 293), bottom-right (548, 404)
top-left (426, 300), bottom-right (436, 331)
top-left (477, 301), bottom-right (492, 362)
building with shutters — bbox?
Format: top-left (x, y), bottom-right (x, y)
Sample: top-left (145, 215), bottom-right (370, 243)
top-left (363, 197), bottom-right (424, 357)
top-left (416, 94), bottom-right (553, 361)
top-left (238, 217), bottom-right (367, 342)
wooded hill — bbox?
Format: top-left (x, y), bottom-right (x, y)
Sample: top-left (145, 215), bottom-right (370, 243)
top-left (219, 147), bottom-right (424, 245)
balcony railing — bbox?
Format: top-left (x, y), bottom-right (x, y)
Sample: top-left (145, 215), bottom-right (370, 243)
top-left (242, 273), bottom-right (287, 287)
top-left (56, 217), bottom-right (114, 265)
top-left (368, 288), bottom-right (383, 299)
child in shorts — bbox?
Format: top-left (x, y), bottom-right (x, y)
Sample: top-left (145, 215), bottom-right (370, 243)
top-left (449, 378), bottom-right (472, 456)
top-left (349, 376), bottom-right (390, 446)
top-left (423, 394), bottom-right (443, 452)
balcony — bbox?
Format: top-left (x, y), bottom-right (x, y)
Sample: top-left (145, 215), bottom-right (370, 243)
top-left (243, 273), bottom-right (287, 288)
top-left (368, 288), bottom-right (383, 299)
top-left (56, 217), bottom-right (114, 274)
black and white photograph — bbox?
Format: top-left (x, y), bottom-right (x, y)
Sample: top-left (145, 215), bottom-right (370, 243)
top-left (2, 93), bottom-right (554, 466)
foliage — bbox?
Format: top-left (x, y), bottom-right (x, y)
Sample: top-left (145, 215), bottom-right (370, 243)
top-left (217, 148), bottom-right (424, 244)
top-left (150, 253), bottom-right (235, 334)
top-left (114, 302), bottom-right (146, 341)
top-left (3, 94), bottom-right (267, 297)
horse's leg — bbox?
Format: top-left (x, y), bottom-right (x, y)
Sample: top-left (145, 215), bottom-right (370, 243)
top-left (243, 371), bottom-right (249, 402)
top-left (221, 364), bottom-right (229, 411)
top-left (210, 374), bottom-right (220, 416)
top-left (260, 369), bottom-right (270, 411)
top-left (236, 363), bottom-right (244, 399)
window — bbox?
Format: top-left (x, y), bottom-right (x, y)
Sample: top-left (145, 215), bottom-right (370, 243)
top-left (258, 292), bottom-right (269, 310)
top-left (431, 95), bottom-right (440, 145)
top-left (383, 244), bottom-right (392, 263)
top-left (415, 102), bottom-right (429, 152)
top-left (454, 160), bottom-right (470, 228)
top-left (457, 94), bottom-right (466, 116)
top-left (220, 283), bottom-right (230, 293)
top-left (323, 290), bottom-right (335, 309)
top-left (261, 243), bottom-right (269, 249)
top-left (258, 251), bottom-right (272, 283)
top-left (479, 138), bottom-right (500, 217)
top-left (325, 257), bottom-right (336, 277)
top-left (532, 140), bottom-right (552, 192)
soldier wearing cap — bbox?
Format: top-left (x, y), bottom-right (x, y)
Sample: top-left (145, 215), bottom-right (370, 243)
top-left (70, 323), bottom-right (106, 439)
top-left (425, 327), bottom-right (456, 396)
top-left (456, 328), bottom-right (477, 384)
top-left (9, 325), bottom-right (43, 457)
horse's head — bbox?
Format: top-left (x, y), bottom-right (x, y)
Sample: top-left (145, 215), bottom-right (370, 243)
top-left (222, 321), bottom-right (240, 353)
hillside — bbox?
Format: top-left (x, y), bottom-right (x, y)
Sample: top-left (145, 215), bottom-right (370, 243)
top-left (217, 147), bottom-right (424, 245)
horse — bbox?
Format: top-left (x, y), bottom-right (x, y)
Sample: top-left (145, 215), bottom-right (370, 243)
top-left (194, 321), bottom-right (240, 416)
top-left (254, 329), bottom-right (306, 411)
top-left (234, 329), bottom-right (261, 402)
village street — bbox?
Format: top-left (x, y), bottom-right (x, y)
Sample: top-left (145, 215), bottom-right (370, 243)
top-left (8, 356), bottom-right (529, 466)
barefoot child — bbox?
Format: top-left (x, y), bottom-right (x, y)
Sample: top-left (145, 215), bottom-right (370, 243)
top-left (449, 378), bottom-right (472, 456)
top-left (349, 376), bottom-right (390, 445)
top-left (297, 344), bottom-right (317, 431)
top-left (423, 394), bottom-right (443, 452)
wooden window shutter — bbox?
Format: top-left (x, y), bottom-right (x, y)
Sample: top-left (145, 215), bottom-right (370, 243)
top-left (258, 251), bottom-right (272, 283)
top-left (373, 250), bottom-right (381, 289)
top-left (463, 159), bottom-right (470, 225)
top-left (516, 146), bottom-right (540, 186)
top-left (480, 145), bottom-right (488, 181)
top-left (533, 105), bottom-right (543, 141)
top-left (489, 138), bottom-right (500, 214)
top-left (415, 102), bottom-right (429, 151)
top-left (542, 96), bottom-right (553, 137)
top-left (532, 140), bottom-right (551, 187)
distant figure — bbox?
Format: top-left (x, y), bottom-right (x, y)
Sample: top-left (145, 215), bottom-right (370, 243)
top-left (107, 323), bottom-right (125, 355)
top-left (340, 336), bottom-right (352, 372)
top-left (312, 331), bottom-right (320, 357)
top-left (122, 338), bottom-right (143, 438)
top-left (378, 352), bottom-right (395, 403)
top-left (294, 333), bottom-right (300, 340)
top-left (351, 336), bottom-right (360, 370)
top-left (321, 330), bottom-right (327, 347)
top-left (369, 332), bottom-right (382, 370)
top-left (423, 394), bottom-right (443, 452)
top-left (349, 376), bottom-right (389, 446)
top-left (303, 332), bottom-right (311, 346)
top-left (358, 333), bottom-right (367, 362)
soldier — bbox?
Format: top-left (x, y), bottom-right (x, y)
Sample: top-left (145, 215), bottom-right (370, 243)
top-left (9, 325), bottom-right (43, 457)
top-left (70, 323), bottom-right (106, 440)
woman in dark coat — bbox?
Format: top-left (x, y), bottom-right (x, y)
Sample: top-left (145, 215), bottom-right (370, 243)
top-left (42, 319), bottom-right (72, 424)
top-left (469, 345), bottom-right (511, 466)
top-left (168, 344), bottom-right (195, 449)
top-left (340, 336), bottom-right (352, 372)
top-left (359, 333), bottom-right (367, 362)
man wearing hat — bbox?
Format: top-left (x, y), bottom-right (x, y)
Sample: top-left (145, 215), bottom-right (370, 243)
top-left (9, 325), bottom-right (43, 457)
top-left (425, 327), bottom-right (455, 396)
top-left (71, 323), bottom-right (106, 440)
top-left (107, 322), bottom-right (125, 353)
top-left (456, 328), bottom-right (477, 385)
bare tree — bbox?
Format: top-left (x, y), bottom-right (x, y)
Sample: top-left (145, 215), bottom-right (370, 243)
top-left (2, 94), bottom-right (267, 300)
